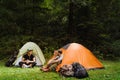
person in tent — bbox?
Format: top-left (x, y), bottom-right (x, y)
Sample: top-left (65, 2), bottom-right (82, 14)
top-left (41, 50), bottom-right (63, 71)
top-left (19, 49), bottom-right (36, 68)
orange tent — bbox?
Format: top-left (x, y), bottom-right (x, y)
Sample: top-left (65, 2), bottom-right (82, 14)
top-left (56, 43), bottom-right (104, 71)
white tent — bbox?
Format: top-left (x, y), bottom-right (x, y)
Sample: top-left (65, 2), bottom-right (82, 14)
top-left (13, 42), bottom-right (46, 66)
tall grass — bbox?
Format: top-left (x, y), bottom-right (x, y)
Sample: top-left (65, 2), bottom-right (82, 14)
top-left (0, 60), bottom-right (120, 80)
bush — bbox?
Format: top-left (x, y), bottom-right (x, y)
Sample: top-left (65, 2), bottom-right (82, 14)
top-left (111, 40), bottom-right (120, 56)
top-left (98, 41), bottom-right (114, 60)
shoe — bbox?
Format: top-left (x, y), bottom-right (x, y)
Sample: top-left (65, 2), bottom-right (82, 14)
top-left (28, 65), bottom-right (32, 68)
top-left (22, 64), bottom-right (25, 68)
top-left (41, 67), bottom-right (50, 72)
top-left (22, 64), bottom-right (29, 68)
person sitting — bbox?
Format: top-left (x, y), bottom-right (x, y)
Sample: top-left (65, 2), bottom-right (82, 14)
top-left (19, 49), bottom-right (36, 68)
top-left (41, 50), bottom-right (63, 71)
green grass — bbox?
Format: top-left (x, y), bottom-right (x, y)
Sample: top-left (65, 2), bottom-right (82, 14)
top-left (0, 60), bottom-right (120, 80)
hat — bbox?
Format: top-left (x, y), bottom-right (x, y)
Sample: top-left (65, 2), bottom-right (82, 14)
top-left (27, 48), bottom-right (33, 52)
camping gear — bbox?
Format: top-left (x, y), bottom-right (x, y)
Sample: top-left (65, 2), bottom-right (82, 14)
top-left (5, 51), bottom-right (18, 67)
top-left (59, 64), bottom-right (74, 77)
top-left (72, 62), bottom-right (89, 79)
top-left (13, 42), bottom-right (46, 66)
top-left (51, 43), bottom-right (104, 71)
top-left (59, 62), bottom-right (89, 79)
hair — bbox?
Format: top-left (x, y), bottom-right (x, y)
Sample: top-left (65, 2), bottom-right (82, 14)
top-left (58, 50), bottom-right (62, 54)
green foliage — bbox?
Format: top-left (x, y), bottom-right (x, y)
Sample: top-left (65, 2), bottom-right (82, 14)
top-left (111, 40), bottom-right (120, 56)
top-left (0, 0), bottom-right (120, 59)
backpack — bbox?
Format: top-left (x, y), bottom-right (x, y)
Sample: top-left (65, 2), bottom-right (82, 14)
top-left (72, 62), bottom-right (89, 79)
top-left (59, 65), bottom-right (74, 77)
top-left (5, 51), bottom-right (17, 67)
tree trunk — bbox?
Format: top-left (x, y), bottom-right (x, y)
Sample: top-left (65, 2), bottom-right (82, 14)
top-left (68, 0), bottom-right (74, 41)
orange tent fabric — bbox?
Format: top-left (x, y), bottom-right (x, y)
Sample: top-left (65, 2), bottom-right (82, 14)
top-left (56, 43), bottom-right (104, 71)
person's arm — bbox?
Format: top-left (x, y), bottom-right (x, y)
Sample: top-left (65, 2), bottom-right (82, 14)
top-left (28, 57), bottom-right (35, 63)
top-left (21, 57), bottom-right (27, 62)
top-left (51, 54), bottom-right (63, 63)
top-left (27, 56), bottom-right (36, 63)
top-left (57, 54), bottom-right (63, 61)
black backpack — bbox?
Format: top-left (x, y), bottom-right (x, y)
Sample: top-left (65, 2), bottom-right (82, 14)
top-left (5, 51), bottom-right (17, 67)
top-left (72, 62), bottom-right (89, 79)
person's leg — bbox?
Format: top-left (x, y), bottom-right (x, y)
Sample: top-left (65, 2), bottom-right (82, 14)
top-left (28, 62), bottom-right (36, 68)
top-left (31, 62), bottom-right (36, 67)
top-left (49, 63), bottom-right (58, 71)
top-left (42, 59), bottom-right (55, 69)
top-left (19, 62), bottom-right (25, 68)
top-left (40, 63), bottom-right (53, 72)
